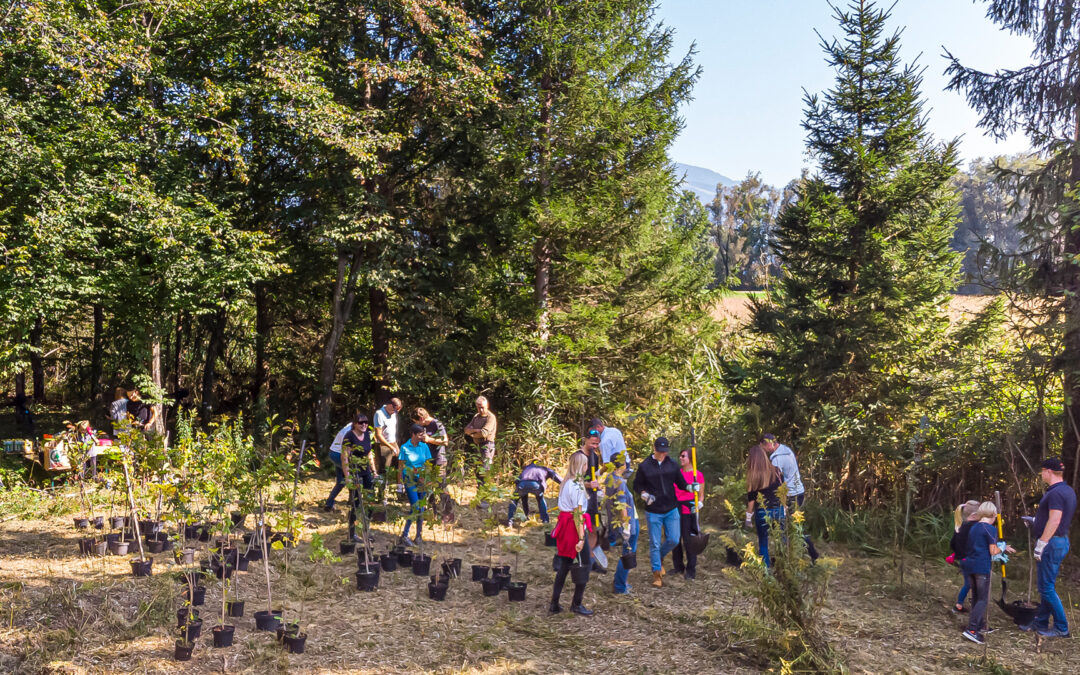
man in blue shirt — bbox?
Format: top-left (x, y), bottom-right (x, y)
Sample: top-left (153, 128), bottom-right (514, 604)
top-left (589, 418), bottom-right (627, 467)
top-left (1021, 457), bottom-right (1076, 638)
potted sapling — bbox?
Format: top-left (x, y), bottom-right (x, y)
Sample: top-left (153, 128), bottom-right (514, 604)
top-left (251, 421), bottom-right (292, 632)
top-left (503, 535), bottom-right (528, 601)
top-left (273, 437), bottom-right (315, 636)
top-left (280, 532), bottom-right (338, 653)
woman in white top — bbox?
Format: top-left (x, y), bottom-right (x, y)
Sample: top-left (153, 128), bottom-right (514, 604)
top-left (550, 452), bottom-right (594, 615)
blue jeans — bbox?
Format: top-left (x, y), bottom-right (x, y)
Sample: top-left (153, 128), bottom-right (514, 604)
top-left (646, 508), bottom-right (680, 571)
top-left (755, 506), bottom-right (786, 568)
top-left (1035, 536), bottom-right (1070, 631)
top-left (326, 451), bottom-right (346, 507)
top-left (956, 569), bottom-right (970, 606)
top-left (612, 518), bottom-right (639, 593)
top-left (402, 484), bottom-right (427, 539)
top-left (507, 480), bottom-right (549, 523)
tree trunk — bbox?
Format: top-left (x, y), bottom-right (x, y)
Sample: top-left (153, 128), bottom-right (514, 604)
top-left (29, 315), bottom-right (44, 402)
top-left (14, 372), bottom-right (25, 399)
top-left (201, 307), bottom-right (227, 415)
top-left (1063, 146), bottom-right (1080, 489)
top-left (253, 282), bottom-right (271, 441)
top-left (369, 285), bottom-right (389, 403)
top-left (151, 336), bottom-right (165, 435)
top-left (315, 248), bottom-right (364, 449)
top-left (534, 239), bottom-right (551, 341)
top-left (89, 305), bottom-right (104, 402)
top-left (172, 312), bottom-right (184, 390)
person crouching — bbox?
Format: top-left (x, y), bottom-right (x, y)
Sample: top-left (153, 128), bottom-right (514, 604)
top-left (550, 452), bottom-right (594, 616)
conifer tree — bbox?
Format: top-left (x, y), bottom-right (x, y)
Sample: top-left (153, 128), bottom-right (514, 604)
top-left (741, 0), bottom-right (960, 497)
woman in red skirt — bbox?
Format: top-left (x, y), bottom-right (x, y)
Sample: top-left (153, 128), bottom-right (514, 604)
top-left (550, 452), bottom-right (594, 615)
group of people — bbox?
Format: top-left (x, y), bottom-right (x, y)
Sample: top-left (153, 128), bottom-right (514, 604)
top-left (949, 457), bottom-right (1075, 644)
top-left (322, 396), bottom-right (498, 544)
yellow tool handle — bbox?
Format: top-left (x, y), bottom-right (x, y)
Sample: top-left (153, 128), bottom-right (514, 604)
top-left (691, 443), bottom-right (699, 511)
top-left (995, 513), bottom-right (1006, 578)
top-left (591, 466), bottom-right (599, 527)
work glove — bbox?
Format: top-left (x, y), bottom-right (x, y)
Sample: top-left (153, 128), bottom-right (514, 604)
top-left (639, 491), bottom-right (656, 506)
top-left (997, 540), bottom-right (1007, 551)
top-left (992, 552), bottom-right (1009, 564)
top-left (1034, 539), bottom-right (1047, 561)
top-left (690, 482), bottom-right (701, 493)
top-left (744, 512), bottom-right (754, 529)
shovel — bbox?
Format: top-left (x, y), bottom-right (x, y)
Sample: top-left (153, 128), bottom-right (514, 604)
top-left (684, 426), bottom-right (710, 556)
top-left (993, 490), bottom-right (1037, 625)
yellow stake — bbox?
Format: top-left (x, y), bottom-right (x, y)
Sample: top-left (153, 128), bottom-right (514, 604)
top-left (591, 466), bottom-right (599, 527)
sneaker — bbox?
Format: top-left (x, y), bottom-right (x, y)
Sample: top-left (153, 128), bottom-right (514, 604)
top-left (570, 604), bottom-right (594, 616)
top-left (1018, 621), bottom-right (1043, 632)
top-left (613, 587), bottom-right (632, 595)
top-left (951, 604), bottom-right (968, 615)
top-left (1037, 626), bottom-right (1071, 638)
top-left (399, 536), bottom-right (414, 547)
top-left (982, 626), bottom-right (997, 635)
top-left (962, 630), bottom-right (984, 645)
top-left (549, 603), bottom-right (562, 614)
top-left (322, 504), bottom-right (334, 512)
top-left (684, 570), bottom-right (696, 580)
top-left (350, 534), bottom-right (364, 543)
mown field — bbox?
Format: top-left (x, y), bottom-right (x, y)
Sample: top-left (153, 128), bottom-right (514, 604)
top-left (0, 477), bottom-right (1076, 674)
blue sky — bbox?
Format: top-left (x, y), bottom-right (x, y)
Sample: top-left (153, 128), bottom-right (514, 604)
top-left (660, 0), bottom-right (1036, 186)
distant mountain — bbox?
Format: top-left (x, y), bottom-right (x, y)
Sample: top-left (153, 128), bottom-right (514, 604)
top-left (673, 162), bottom-right (736, 203)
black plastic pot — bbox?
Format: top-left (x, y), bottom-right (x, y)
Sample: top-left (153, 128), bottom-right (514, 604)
top-left (725, 546), bottom-right (742, 566)
top-left (161, 538), bottom-right (174, 552)
top-left (227, 600), bottom-right (245, 618)
top-left (356, 570), bottom-right (379, 592)
top-left (283, 632), bottom-right (307, 654)
top-left (77, 537), bottom-right (94, 556)
top-left (212, 624), bottom-right (234, 648)
top-left (235, 555), bottom-right (249, 572)
top-left (147, 540), bottom-right (164, 554)
top-left (92, 540), bottom-right (108, 556)
top-left (440, 560), bottom-right (461, 578)
top-left (198, 527), bottom-right (211, 542)
top-left (340, 540), bottom-right (356, 555)
top-left (184, 524), bottom-right (201, 540)
top-left (471, 564), bottom-right (489, 581)
top-left (92, 516), bottom-right (105, 529)
top-left (396, 549), bottom-right (414, 568)
top-left (245, 548), bottom-right (263, 563)
top-left (492, 565), bottom-right (510, 577)
top-left (507, 581), bottom-right (527, 602)
top-left (74, 517), bottom-right (90, 530)
top-left (493, 572), bottom-right (511, 590)
top-left (230, 511), bottom-right (246, 528)
top-left (254, 610), bottom-right (282, 632)
top-left (620, 552), bottom-right (637, 570)
top-left (180, 618), bottom-right (203, 641)
top-left (544, 530), bottom-right (557, 547)
top-left (481, 578), bottom-right (502, 597)
top-left (370, 510), bottom-right (387, 523)
top-left (378, 553), bottom-right (397, 572)
top-left (176, 608), bottom-right (199, 627)
top-left (110, 516), bottom-right (126, 530)
top-left (411, 555), bottom-right (432, 576)
top-left (570, 563), bottom-right (590, 585)
top-left (175, 548), bottom-right (195, 565)
top-left (130, 559), bottom-right (153, 577)
top-left (276, 623), bottom-right (298, 643)
top-left (213, 563), bottom-right (234, 580)
top-left (429, 573), bottom-right (451, 586)
top-left (428, 582), bottom-right (449, 601)
top-left (108, 540), bottom-right (129, 556)
top-left (140, 519), bottom-right (161, 536)
top-left (105, 532), bottom-right (120, 543)
top-left (174, 640), bottom-right (194, 661)
top-left (184, 585), bottom-right (206, 606)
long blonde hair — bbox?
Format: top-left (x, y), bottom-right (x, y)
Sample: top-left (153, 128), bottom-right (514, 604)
top-left (953, 500), bottom-right (980, 529)
top-left (562, 452), bottom-right (588, 485)
top-left (746, 444), bottom-right (778, 492)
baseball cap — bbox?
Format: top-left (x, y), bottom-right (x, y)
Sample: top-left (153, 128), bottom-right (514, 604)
top-left (588, 418), bottom-right (603, 429)
top-left (654, 437), bottom-right (669, 451)
top-left (759, 433), bottom-right (776, 442)
top-left (1041, 457), bottom-right (1066, 472)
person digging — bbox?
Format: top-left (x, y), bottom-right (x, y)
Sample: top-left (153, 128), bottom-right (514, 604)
top-left (632, 436), bottom-right (692, 588)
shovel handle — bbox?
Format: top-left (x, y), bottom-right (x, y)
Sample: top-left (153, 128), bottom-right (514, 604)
top-left (994, 490), bottom-right (1006, 579)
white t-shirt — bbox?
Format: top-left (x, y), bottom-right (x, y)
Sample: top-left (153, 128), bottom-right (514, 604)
top-left (599, 427), bottom-right (627, 465)
top-left (558, 479), bottom-right (589, 512)
top-left (329, 423), bottom-right (352, 454)
top-left (374, 407), bottom-right (397, 445)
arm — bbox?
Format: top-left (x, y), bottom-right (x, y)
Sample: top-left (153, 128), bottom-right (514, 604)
top-left (480, 414), bottom-right (497, 442)
top-left (673, 467), bottom-right (689, 491)
top-left (548, 467), bottom-right (562, 485)
top-left (632, 464), bottom-right (645, 494)
top-left (1040, 509), bottom-right (1063, 544)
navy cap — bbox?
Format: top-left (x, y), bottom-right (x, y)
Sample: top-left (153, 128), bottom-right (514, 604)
top-left (1041, 457), bottom-right (1066, 472)
top-left (654, 437), bottom-right (669, 451)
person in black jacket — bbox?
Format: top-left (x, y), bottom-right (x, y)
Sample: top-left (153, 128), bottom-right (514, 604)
top-left (632, 437), bottom-right (692, 588)
top-left (949, 500), bottom-right (980, 613)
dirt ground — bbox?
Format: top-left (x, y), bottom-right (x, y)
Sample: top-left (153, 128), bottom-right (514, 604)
top-left (1, 478), bottom-right (1077, 674)
top-left (711, 293), bottom-right (997, 327)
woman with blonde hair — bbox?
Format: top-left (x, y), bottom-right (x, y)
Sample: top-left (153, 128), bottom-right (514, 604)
top-left (744, 443), bottom-right (785, 567)
top-left (549, 452), bottom-right (594, 615)
top-left (949, 500), bottom-right (981, 613)
top-left (961, 501), bottom-right (1016, 644)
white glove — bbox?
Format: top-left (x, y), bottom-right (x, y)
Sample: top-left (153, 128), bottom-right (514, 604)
top-left (744, 512), bottom-right (753, 529)
top-left (690, 483), bottom-right (701, 493)
top-left (640, 491), bottom-right (656, 506)
top-left (1034, 539), bottom-right (1047, 561)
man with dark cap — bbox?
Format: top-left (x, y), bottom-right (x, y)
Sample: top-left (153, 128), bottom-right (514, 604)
top-left (632, 437), bottom-right (692, 588)
top-left (1020, 457), bottom-right (1076, 637)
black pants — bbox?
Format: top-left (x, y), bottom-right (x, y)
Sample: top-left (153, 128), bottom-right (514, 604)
top-left (787, 494), bottom-right (819, 560)
top-left (551, 550), bottom-right (589, 608)
top-left (671, 510), bottom-right (699, 573)
top-left (965, 573), bottom-right (990, 633)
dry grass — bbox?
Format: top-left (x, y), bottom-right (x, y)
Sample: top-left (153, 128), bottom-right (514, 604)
top-left (1, 478), bottom-right (1077, 674)
top-left (711, 294), bottom-right (997, 327)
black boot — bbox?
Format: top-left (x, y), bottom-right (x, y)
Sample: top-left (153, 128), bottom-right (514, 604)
top-left (549, 603), bottom-right (563, 614)
top-left (570, 604), bottom-right (594, 616)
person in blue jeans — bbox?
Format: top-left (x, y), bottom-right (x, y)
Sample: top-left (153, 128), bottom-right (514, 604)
top-left (398, 424), bottom-right (432, 546)
top-left (325, 414), bottom-right (374, 512)
top-left (606, 461), bottom-right (639, 594)
top-left (632, 437), bottom-right (691, 588)
top-left (1020, 457), bottom-right (1076, 638)
top-left (507, 462), bottom-right (561, 525)
top-left (744, 443), bottom-right (784, 568)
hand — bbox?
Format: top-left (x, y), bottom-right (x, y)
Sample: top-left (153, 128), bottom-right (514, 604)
top-left (639, 491), bottom-right (655, 506)
top-left (690, 483), bottom-right (701, 493)
top-left (575, 540), bottom-right (584, 553)
top-left (1034, 539), bottom-right (1047, 561)
top-left (1006, 545), bottom-right (1016, 554)
top-left (992, 552), bottom-right (1010, 564)
top-left (744, 512), bottom-right (753, 529)
top-left (587, 480), bottom-right (600, 490)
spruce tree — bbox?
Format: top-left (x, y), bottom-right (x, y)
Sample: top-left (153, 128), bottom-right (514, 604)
top-left (741, 0), bottom-right (960, 498)
top-left (946, 0), bottom-right (1080, 482)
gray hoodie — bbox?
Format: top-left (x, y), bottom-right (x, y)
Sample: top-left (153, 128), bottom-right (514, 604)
top-left (769, 444), bottom-right (804, 497)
